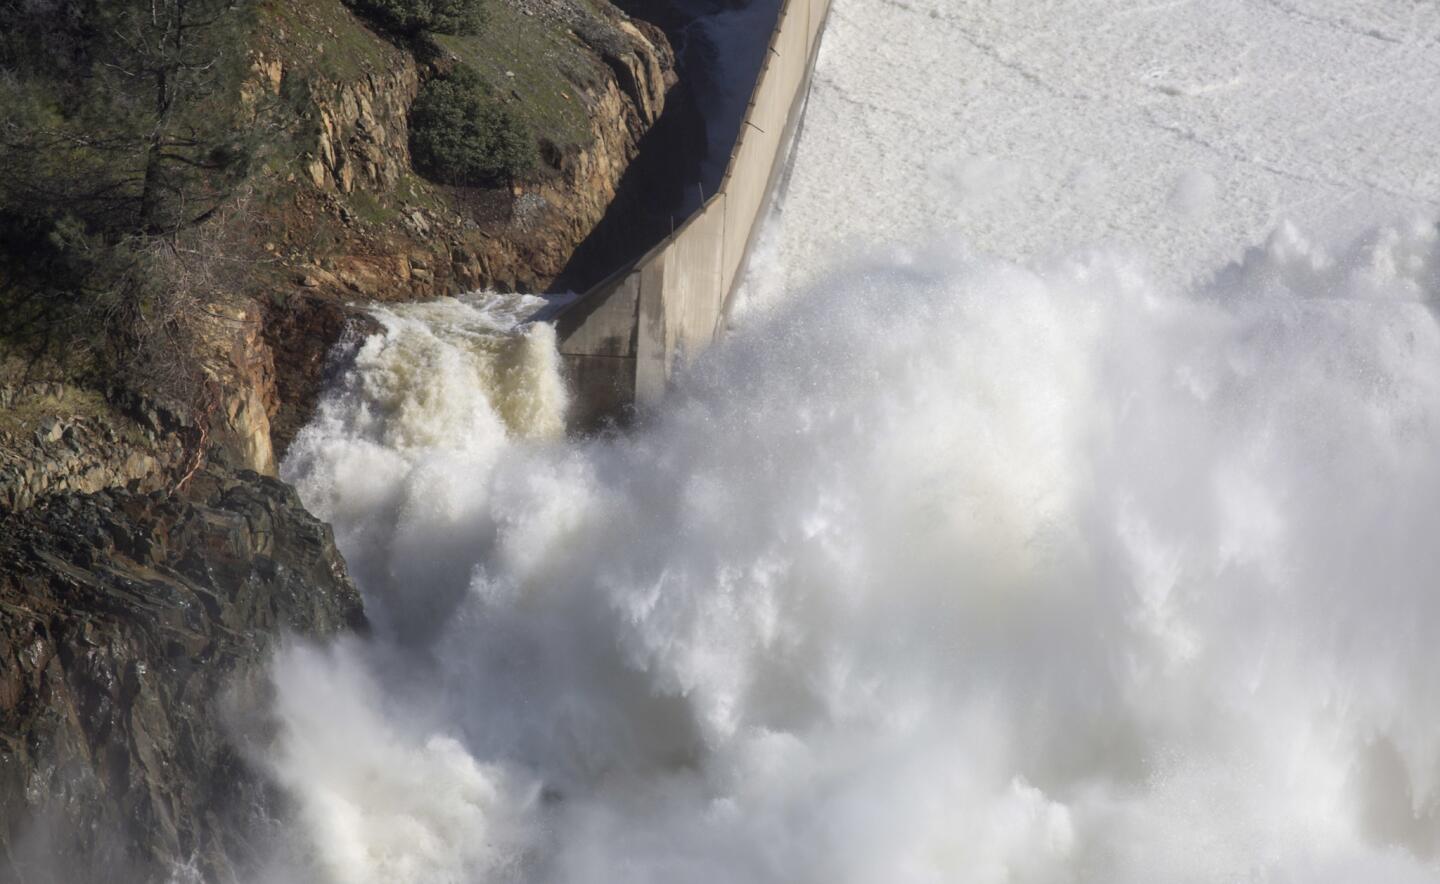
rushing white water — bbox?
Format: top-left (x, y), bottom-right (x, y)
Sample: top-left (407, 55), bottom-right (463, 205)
top-left (744, 0), bottom-right (1440, 303)
top-left (268, 1), bottom-right (1440, 881)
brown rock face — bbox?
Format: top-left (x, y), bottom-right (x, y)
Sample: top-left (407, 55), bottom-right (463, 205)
top-left (262, 294), bottom-right (382, 459)
top-left (304, 62), bottom-right (421, 199)
top-left (0, 469), bottom-right (365, 883)
top-left (197, 298), bottom-right (280, 479)
top-left (236, 0), bottom-right (682, 460)
top-left (0, 2), bottom-right (693, 876)
top-left (0, 386), bottom-right (189, 513)
top-left (461, 16), bottom-right (679, 290)
top-left (277, 1), bottom-right (678, 298)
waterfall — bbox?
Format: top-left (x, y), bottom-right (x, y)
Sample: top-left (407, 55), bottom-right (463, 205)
top-left (264, 1), bottom-right (1440, 881)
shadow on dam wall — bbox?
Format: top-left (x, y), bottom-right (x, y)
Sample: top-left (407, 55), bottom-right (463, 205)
top-left (550, 85), bottom-right (708, 296)
top-left (552, 0), bottom-right (833, 428)
top-left (553, 0), bottom-right (784, 295)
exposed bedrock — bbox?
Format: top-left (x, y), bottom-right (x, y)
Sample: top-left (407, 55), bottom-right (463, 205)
top-left (0, 469), bottom-right (364, 882)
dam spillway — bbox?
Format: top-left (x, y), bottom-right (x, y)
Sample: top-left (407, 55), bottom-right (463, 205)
top-left (555, 0), bottom-right (832, 425)
top-left (274, 2), bottom-right (1440, 881)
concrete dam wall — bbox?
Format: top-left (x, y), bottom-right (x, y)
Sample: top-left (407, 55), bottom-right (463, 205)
top-left (554, 0), bottom-right (832, 425)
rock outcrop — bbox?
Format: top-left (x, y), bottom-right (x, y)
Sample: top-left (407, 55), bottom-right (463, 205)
top-left (0, 469), bottom-right (365, 883)
top-left (231, 0), bottom-right (681, 461)
top-left (261, 294), bottom-right (381, 458)
top-left (0, 1), bottom-right (691, 878)
top-left (197, 299), bottom-right (281, 480)
top-left (302, 63), bottom-right (419, 199)
top-left (447, 16), bottom-right (678, 289)
top-left (263, 0), bottom-right (678, 301)
top-left (0, 386), bottom-right (188, 513)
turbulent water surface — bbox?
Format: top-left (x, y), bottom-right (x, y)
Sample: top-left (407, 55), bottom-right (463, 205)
top-left (273, 1), bottom-right (1440, 881)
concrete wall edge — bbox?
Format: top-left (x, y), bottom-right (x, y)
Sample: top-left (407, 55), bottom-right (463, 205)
top-left (556, 0), bottom-right (834, 428)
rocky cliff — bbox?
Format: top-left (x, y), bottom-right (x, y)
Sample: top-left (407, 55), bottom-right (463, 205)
top-left (0, 0), bottom-right (687, 877)
top-left (234, 0), bottom-right (680, 461)
top-left (2, 0), bottom-right (676, 477)
top-left (0, 469), bottom-right (365, 882)
top-left (253, 0), bottom-right (677, 300)
top-left (0, 386), bottom-right (186, 514)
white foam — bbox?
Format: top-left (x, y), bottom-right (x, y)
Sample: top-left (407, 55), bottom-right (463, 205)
top-left (271, 215), bottom-right (1440, 882)
top-left (265, 1), bottom-right (1440, 880)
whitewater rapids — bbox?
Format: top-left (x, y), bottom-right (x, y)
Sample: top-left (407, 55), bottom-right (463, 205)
top-left (267, 1), bottom-right (1440, 882)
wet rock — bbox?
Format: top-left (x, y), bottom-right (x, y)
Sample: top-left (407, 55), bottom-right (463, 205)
top-left (0, 469), bottom-right (365, 882)
top-left (262, 295), bottom-right (382, 459)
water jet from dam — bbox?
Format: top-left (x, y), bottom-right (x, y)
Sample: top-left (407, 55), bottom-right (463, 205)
top-left (272, 1), bottom-right (1440, 881)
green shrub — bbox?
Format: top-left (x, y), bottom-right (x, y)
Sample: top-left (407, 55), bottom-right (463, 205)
top-left (346, 0), bottom-right (488, 35)
top-left (409, 66), bottom-right (535, 187)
